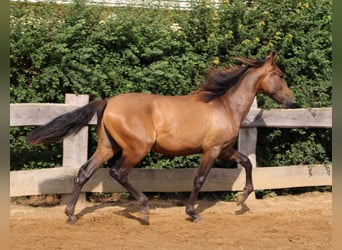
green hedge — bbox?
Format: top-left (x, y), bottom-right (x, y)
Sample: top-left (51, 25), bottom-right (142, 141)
top-left (10, 0), bottom-right (331, 170)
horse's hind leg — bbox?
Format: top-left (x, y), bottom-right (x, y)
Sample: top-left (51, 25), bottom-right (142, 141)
top-left (64, 147), bottom-right (113, 224)
top-left (109, 155), bottom-right (149, 224)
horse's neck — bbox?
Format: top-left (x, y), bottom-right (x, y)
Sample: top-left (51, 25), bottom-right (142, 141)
top-left (221, 70), bottom-right (260, 123)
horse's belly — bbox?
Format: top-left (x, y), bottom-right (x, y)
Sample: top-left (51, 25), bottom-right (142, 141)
top-left (152, 143), bottom-right (202, 156)
top-left (152, 133), bottom-right (203, 156)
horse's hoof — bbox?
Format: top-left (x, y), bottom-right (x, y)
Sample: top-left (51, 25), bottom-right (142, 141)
top-left (140, 211), bottom-right (150, 225)
top-left (193, 216), bottom-right (201, 222)
top-left (141, 218), bottom-right (150, 226)
top-left (191, 214), bottom-right (202, 222)
top-left (236, 192), bottom-right (246, 206)
top-left (67, 215), bottom-right (78, 225)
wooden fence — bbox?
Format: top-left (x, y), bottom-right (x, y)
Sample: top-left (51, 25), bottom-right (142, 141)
top-left (10, 94), bottom-right (332, 198)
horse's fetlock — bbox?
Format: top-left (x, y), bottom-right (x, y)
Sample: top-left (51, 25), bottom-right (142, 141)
top-left (138, 196), bottom-right (148, 207)
top-left (186, 204), bottom-right (196, 215)
top-left (244, 184), bottom-right (254, 193)
top-left (186, 206), bottom-right (201, 221)
top-left (186, 207), bottom-right (194, 216)
top-left (64, 206), bottom-right (73, 217)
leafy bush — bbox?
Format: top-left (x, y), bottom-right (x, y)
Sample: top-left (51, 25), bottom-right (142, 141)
top-left (10, 0), bottom-right (331, 170)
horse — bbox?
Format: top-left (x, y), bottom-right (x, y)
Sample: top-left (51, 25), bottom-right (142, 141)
top-left (27, 52), bottom-right (298, 224)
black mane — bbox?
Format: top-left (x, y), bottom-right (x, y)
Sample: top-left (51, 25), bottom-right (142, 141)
top-left (199, 59), bottom-right (265, 102)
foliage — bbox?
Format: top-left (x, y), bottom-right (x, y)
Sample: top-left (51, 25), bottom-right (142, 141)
top-left (10, 127), bottom-right (62, 170)
top-left (10, 0), bottom-right (331, 170)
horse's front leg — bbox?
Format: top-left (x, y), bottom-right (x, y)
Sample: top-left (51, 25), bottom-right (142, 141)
top-left (220, 148), bottom-right (254, 205)
top-left (186, 147), bottom-right (221, 221)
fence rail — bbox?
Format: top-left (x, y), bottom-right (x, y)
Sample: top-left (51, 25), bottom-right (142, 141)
top-left (10, 94), bottom-right (332, 197)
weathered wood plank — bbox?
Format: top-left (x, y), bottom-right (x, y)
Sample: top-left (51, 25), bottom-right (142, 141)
top-left (243, 108), bottom-right (332, 128)
top-left (10, 167), bottom-right (76, 196)
top-left (10, 104), bottom-right (80, 126)
top-left (252, 165), bottom-right (332, 190)
top-left (10, 165), bottom-right (332, 197)
top-left (62, 94), bottom-right (89, 168)
top-left (11, 104), bottom-right (331, 128)
top-left (10, 103), bottom-right (98, 126)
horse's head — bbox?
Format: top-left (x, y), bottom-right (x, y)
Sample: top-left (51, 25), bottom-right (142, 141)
top-left (236, 52), bottom-right (299, 108)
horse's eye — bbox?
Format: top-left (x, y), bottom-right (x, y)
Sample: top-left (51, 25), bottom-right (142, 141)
top-left (279, 73), bottom-right (284, 79)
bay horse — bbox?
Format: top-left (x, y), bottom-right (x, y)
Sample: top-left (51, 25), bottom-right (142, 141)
top-left (27, 52), bottom-right (298, 224)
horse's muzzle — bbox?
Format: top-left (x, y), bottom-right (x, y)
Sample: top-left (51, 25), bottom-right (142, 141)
top-left (284, 101), bottom-right (301, 109)
top-left (290, 103), bottom-right (301, 108)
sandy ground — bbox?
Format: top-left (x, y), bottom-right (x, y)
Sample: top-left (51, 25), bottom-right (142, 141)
top-left (10, 192), bottom-right (332, 250)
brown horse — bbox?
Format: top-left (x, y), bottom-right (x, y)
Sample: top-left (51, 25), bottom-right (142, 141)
top-left (27, 52), bottom-right (298, 224)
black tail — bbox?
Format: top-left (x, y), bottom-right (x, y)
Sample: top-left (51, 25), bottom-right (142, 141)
top-left (27, 99), bottom-right (107, 145)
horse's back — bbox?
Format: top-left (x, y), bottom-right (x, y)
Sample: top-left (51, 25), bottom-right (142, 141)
top-left (103, 92), bottom-right (203, 131)
top-left (105, 92), bottom-right (202, 117)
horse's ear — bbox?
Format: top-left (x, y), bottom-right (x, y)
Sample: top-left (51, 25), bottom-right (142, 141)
top-left (266, 52), bottom-right (278, 65)
top-left (272, 52), bottom-right (278, 65)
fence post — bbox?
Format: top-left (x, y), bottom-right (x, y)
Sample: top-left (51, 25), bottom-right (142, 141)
top-left (61, 93), bottom-right (89, 204)
top-left (238, 97), bottom-right (257, 200)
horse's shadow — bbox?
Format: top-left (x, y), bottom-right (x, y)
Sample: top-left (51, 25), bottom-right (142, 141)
top-left (234, 202), bottom-right (250, 215)
top-left (74, 197), bottom-right (250, 225)
top-left (74, 200), bottom-right (187, 225)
